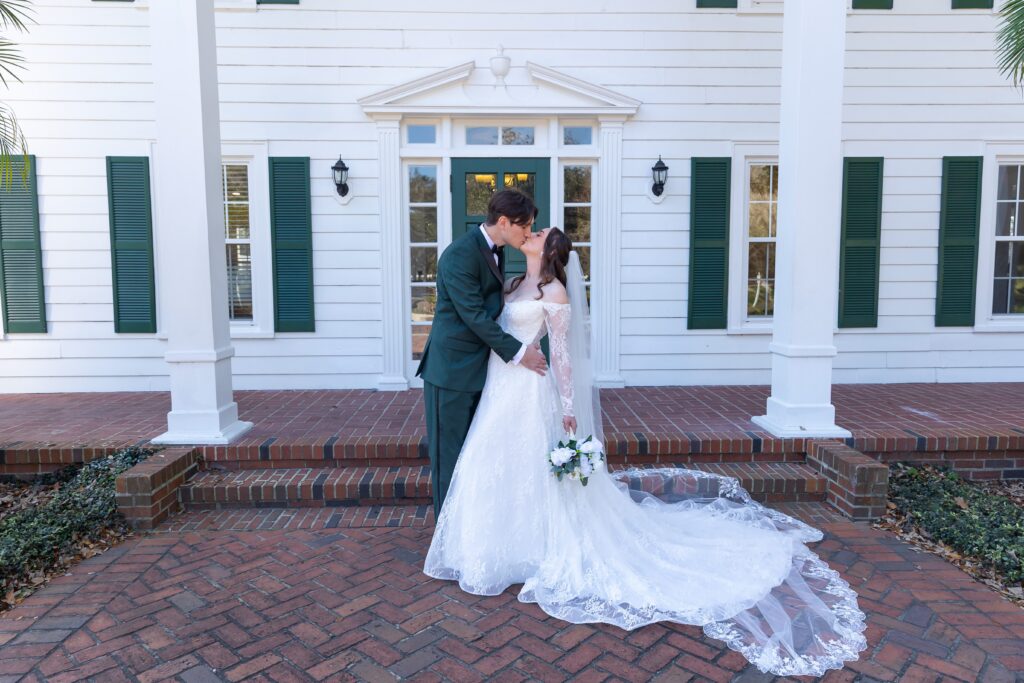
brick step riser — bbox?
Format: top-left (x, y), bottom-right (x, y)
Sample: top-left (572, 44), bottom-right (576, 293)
top-left (179, 480), bottom-right (825, 509)
top-left (198, 452), bottom-right (807, 471)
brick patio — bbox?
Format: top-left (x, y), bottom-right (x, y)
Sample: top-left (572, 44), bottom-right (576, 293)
top-left (1, 503), bottom-right (1022, 682)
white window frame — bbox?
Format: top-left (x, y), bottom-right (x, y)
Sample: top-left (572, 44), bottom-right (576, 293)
top-left (975, 144), bottom-right (1024, 332)
top-left (558, 159), bottom-right (597, 290)
top-left (404, 159), bottom-right (442, 372)
top-left (728, 144), bottom-right (778, 334)
top-left (222, 142), bottom-right (274, 338)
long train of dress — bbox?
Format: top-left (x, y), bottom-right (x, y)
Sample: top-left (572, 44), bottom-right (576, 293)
top-left (423, 300), bottom-right (868, 676)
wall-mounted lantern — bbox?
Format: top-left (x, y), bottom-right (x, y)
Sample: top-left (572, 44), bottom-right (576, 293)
top-left (332, 156), bottom-right (350, 197)
top-left (651, 156), bottom-right (669, 197)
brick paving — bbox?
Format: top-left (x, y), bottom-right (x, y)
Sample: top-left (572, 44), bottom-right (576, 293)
top-left (2, 503), bottom-right (1022, 682)
top-left (3, 383), bottom-right (1023, 449)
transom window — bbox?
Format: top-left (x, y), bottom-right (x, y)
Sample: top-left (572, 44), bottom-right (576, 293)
top-left (466, 126), bottom-right (535, 146)
top-left (409, 165), bottom-right (439, 360)
top-left (993, 163), bottom-right (1024, 315)
top-left (563, 165), bottom-right (592, 292)
top-left (746, 163), bottom-right (779, 318)
top-left (222, 163), bottom-right (253, 322)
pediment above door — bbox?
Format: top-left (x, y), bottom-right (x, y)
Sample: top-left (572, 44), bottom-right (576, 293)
top-left (358, 60), bottom-right (641, 118)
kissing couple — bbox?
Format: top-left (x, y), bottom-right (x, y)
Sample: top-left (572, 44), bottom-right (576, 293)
top-left (415, 189), bottom-right (868, 676)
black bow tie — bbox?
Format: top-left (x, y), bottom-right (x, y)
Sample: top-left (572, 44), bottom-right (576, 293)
top-left (491, 245), bottom-right (503, 256)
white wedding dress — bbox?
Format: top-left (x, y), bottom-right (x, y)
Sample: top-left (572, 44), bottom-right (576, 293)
top-left (424, 292), bottom-right (868, 676)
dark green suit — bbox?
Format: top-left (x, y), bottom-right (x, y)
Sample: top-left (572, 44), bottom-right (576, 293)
top-left (416, 228), bottom-right (522, 516)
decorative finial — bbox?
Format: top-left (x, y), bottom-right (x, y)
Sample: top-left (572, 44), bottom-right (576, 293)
top-left (490, 45), bottom-right (511, 86)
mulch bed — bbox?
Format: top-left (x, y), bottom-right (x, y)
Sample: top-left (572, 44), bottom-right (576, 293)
top-left (873, 463), bottom-right (1024, 608)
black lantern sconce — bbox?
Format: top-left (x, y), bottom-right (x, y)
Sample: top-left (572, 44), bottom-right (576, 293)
top-left (651, 156), bottom-right (669, 197)
top-left (332, 156), bottom-right (350, 197)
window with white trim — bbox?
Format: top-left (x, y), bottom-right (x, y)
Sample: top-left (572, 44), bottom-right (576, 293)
top-left (993, 163), bottom-right (1024, 315)
top-left (562, 164), bottom-right (592, 296)
top-left (223, 163), bottom-right (253, 322)
top-left (409, 164), bottom-right (439, 360)
top-left (746, 162), bottom-right (779, 318)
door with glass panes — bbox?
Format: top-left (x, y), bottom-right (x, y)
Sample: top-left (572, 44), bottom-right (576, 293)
top-left (451, 158), bottom-right (550, 278)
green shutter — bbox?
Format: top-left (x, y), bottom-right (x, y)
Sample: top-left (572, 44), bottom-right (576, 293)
top-left (688, 158), bottom-right (731, 330)
top-left (106, 156), bottom-right (156, 333)
top-left (839, 158), bottom-right (883, 328)
top-left (269, 157), bottom-right (314, 332)
top-left (853, 0), bottom-right (893, 8)
top-left (696, 0), bottom-right (737, 6)
top-left (952, 0), bottom-right (993, 8)
top-left (936, 156), bottom-right (983, 327)
top-left (0, 155), bottom-right (45, 333)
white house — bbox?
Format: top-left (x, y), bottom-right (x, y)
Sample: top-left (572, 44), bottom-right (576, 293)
top-left (0, 0), bottom-right (1021, 442)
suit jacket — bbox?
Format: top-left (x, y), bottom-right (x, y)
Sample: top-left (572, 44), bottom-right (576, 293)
top-left (416, 228), bottom-right (522, 392)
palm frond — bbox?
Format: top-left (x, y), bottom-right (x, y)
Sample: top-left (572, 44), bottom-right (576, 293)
top-left (0, 102), bottom-right (29, 189)
top-left (0, 0), bottom-right (33, 33)
top-left (996, 0), bottom-right (1024, 89)
top-left (0, 38), bottom-right (25, 87)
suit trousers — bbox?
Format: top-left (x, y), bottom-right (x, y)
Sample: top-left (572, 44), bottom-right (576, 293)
top-left (423, 381), bottom-right (482, 517)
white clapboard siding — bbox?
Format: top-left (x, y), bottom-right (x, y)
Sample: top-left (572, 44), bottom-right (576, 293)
top-left (0, 0), bottom-right (1021, 392)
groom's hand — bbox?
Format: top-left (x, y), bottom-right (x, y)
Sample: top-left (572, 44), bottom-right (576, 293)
top-left (521, 344), bottom-right (547, 376)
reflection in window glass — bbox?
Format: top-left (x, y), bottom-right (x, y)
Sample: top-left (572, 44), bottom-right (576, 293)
top-left (502, 127), bottom-right (534, 145)
top-left (407, 125), bottom-right (436, 144)
top-left (223, 163), bottom-right (253, 321)
top-left (564, 165), bottom-right (593, 287)
top-left (993, 164), bottom-right (1024, 315)
top-left (409, 164), bottom-right (440, 359)
top-left (563, 126), bottom-right (593, 145)
top-left (747, 163), bottom-right (779, 318)
top-left (467, 127), bottom-right (499, 145)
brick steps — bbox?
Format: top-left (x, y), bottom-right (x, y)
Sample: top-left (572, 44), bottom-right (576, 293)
top-left (179, 461), bottom-right (825, 510)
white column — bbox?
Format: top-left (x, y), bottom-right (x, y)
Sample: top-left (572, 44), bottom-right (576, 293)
top-left (752, 0), bottom-right (851, 438)
top-left (149, 0), bottom-right (251, 444)
top-left (376, 116), bottom-right (409, 391)
top-left (595, 117), bottom-right (625, 388)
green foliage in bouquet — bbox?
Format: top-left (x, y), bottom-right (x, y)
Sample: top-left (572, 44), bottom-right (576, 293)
top-left (548, 434), bottom-right (602, 487)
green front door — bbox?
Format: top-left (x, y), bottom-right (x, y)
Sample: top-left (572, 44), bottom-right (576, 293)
top-left (451, 157), bottom-right (550, 279)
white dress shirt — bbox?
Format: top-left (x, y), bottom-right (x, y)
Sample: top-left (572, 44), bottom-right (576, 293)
top-left (479, 224), bottom-right (527, 365)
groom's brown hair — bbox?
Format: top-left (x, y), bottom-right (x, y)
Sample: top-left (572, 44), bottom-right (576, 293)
top-left (486, 189), bottom-right (538, 227)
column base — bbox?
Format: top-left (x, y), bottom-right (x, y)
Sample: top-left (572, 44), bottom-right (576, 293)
top-left (151, 419), bottom-right (253, 445)
top-left (752, 397), bottom-right (851, 439)
top-left (378, 375), bottom-right (410, 391)
top-left (594, 374), bottom-right (626, 389)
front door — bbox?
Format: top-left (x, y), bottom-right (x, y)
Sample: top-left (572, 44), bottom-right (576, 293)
top-left (451, 157), bottom-right (550, 279)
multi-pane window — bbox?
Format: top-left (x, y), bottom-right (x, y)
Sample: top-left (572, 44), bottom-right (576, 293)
top-left (746, 163), bottom-right (779, 318)
top-left (223, 164), bottom-right (253, 321)
top-left (993, 163), bottom-right (1024, 315)
top-left (563, 165), bottom-right (592, 292)
top-left (409, 165), bottom-right (439, 360)
top-left (466, 126), bottom-right (535, 146)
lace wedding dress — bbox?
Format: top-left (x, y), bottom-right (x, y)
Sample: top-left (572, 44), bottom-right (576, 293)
top-left (423, 295), bottom-right (868, 677)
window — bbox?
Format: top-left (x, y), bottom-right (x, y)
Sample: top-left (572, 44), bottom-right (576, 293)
top-left (563, 126), bottom-right (593, 146)
top-left (407, 124), bottom-right (436, 144)
top-left (223, 163), bottom-right (253, 322)
top-left (746, 162), bottom-right (779, 318)
top-left (993, 163), bottom-right (1024, 315)
top-left (563, 165), bottom-right (592, 294)
top-left (466, 126), bottom-right (535, 146)
top-left (409, 165), bottom-right (439, 360)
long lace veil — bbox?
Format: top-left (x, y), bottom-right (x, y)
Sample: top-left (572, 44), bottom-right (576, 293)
top-left (566, 251), bottom-right (603, 445)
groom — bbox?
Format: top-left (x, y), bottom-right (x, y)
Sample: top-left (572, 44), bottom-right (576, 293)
top-left (417, 190), bottom-right (548, 516)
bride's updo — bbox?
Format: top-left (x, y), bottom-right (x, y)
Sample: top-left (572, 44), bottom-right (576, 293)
top-left (507, 227), bottom-right (573, 300)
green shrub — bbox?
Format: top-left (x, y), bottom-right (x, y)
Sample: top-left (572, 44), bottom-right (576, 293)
top-left (0, 447), bottom-right (151, 601)
top-left (888, 464), bottom-right (1024, 583)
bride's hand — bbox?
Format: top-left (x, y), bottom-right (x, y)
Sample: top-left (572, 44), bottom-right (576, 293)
top-left (563, 416), bottom-right (577, 434)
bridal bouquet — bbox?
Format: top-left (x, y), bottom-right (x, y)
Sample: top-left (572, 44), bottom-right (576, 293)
top-left (548, 433), bottom-right (604, 486)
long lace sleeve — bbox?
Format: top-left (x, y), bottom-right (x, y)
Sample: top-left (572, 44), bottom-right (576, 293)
top-left (543, 303), bottom-right (574, 417)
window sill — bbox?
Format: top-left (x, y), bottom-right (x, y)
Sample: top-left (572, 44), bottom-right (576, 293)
top-left (230, 326), bottom-right (275, 339)
top-left (727, 321), bottom-right (773, 335)
top-left (972, 318), bottom-right (1024, 333)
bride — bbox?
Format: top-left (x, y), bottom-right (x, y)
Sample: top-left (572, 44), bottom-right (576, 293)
top-left (423, 227), bottom-right (868, 677)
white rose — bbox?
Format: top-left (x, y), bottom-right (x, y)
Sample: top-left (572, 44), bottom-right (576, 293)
top-left (579, 439), bottom-right (603, 455)
top-left (580, 459), bottom-right (593, 477)
top-left (551, 447), bottom-right (575, 466)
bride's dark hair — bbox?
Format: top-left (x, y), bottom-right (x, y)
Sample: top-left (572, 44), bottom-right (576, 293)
top-left (506, 227), bottom-right (572, 300)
